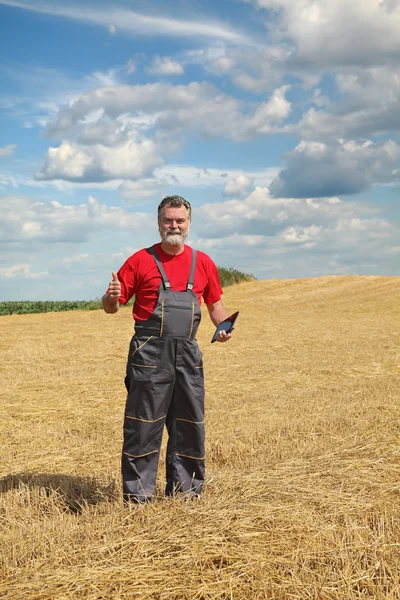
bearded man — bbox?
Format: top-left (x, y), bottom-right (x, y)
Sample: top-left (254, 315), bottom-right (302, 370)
top-left (102, 195), bottom-right (232, 502)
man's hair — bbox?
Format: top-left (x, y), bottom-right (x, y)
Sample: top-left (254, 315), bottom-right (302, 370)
top-left (158, 195), bottom-right (192, 223)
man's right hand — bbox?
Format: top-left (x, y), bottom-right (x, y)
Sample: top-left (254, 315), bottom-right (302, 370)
top-left (102, 272), bottom-right (121, 314)
top-left (108, 271), bottom-right (121, 299)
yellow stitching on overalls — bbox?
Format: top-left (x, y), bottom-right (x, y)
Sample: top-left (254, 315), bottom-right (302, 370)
top-left (195, 366), bottom-right (203, 369)
top-left (160, 299), bottom-right (165, 337)
top-left (126, 414), bottom-right (167, 423)
top-left (131, 363), bottom-right (157, 368)
top-left (175, 417), bottom-right (205, 425)
top-left (131, 336), bottom-right (153, 358)
top-left (188, 301), bottom-right (194, 338)
top-left (176, 453), bottom-right (205, 461)
top-left (123, 449), bottom-right (159, 459)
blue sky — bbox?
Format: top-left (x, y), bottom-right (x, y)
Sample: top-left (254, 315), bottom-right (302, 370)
top-left (0, 0), bottom-right (399, 300)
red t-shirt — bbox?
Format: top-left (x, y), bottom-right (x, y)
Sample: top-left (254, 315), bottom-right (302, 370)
top-left (114, 244), bottom-right (223, 321)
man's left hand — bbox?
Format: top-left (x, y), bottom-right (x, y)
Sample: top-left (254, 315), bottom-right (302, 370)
top-left (215, 329), bottom-right (233, 343)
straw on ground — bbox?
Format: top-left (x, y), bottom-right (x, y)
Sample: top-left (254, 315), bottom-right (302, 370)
top-left (1, 276), bottom-right (399, 599)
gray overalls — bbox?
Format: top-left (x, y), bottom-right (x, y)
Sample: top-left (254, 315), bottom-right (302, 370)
top-left (122, 246), bottom-right (205, 502)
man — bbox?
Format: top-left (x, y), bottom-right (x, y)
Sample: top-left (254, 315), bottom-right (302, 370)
top-left (102, 195), bottom-right (232, 503)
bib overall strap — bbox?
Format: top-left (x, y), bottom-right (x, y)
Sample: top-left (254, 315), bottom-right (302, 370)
top-left (187, 249), bottom-right (197, 291)
top-left (148, 246), bottom-right (171, 290)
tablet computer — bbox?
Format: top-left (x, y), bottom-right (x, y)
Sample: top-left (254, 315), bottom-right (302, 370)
top-left (211, 311), bottom-right (239, 343)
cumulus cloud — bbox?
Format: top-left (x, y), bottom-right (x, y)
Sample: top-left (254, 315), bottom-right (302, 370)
top-left (281, 224), bottom-right (322, 246)
top-left (194, 186), bottom-right (370, 238)
top-left (147, 56), bottom-right (184, 75)
top-left (118, 166), bottom-right (274, 202)
top-left (0, 194), bottom-right (149, 243)
top-left (208, 56), bottom-right (235, 74)
top-left (45, 82), bottom-right (291, 144)
top-left (251, 0), bottom-right (400, 69)
top-left (33, 83), bottom-right (292, 184)
top-left (2, 163), bottom-right (279, 197)
top-left (294, 67), bottom-right (400, 142)
top-left (36, 139), bottom-right (164, 182)
top-left (201, 0), bottom-right (400, 106)
top-left (192, 187), bottom-right (399, 277)
top-left (108, 23), bottom-right (117, 35)
top-left (77, 118), bottom-right (127, 146)
top-left (242, 86), bottom-right (291, 135)
top-left (230, 45), bottom-right (288, 93)
top-left (223, 174), bottom-right (254, 196)
top-left (0, 144), bottom-right (17, 157)
top-left (270, 139), bottom-right (400, 198)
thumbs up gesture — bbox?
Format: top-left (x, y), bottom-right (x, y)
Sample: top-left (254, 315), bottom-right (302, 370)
top-left (108, 271), bottom-right (121, 299)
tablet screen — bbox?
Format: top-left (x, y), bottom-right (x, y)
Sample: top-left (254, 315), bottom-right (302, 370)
top-left (211, 311), bottom-right (239, 343)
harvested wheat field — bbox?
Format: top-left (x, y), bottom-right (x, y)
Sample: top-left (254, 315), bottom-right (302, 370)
top-left (1, 276), bottom-right (400, 599)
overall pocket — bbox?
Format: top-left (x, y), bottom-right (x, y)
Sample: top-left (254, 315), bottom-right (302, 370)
top-left (130, 336), bottom-right (160, 381)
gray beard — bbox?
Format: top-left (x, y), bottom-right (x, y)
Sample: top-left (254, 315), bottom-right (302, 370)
top-left (164, 230), bottom-right (187, 247)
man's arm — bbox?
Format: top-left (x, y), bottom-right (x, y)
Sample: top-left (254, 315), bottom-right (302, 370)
top-left (206, 299), bottom-right (233, 343)
top-left (102, 271), bottom-right (121, 314)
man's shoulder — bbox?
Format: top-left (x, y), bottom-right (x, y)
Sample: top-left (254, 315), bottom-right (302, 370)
top-left (126, 245), bottom-right (157, 262)
top-left (193, 248), bottom-right (216, 267)
top-left (120, 247), bottom-right (156, 273)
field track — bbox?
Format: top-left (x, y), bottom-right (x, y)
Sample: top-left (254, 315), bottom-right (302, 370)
top-left (1, 276), bottom-right (400, 599)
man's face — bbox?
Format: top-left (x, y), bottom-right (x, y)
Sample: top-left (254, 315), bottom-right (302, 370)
top-left (159, 205), bottom-right (190, 247)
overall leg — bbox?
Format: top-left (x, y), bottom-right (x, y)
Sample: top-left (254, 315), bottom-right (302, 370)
top-left (122, 336), bottom-right (174, 502)
top-left (166, 339), bottom-right (205, 496)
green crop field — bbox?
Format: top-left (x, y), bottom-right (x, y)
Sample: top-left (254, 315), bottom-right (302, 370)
top-left (0, 267), bottom-right (253, 315)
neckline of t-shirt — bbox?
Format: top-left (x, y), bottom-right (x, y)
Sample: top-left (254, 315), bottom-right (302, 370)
top-left (155, 243), bottom-right (190, 261)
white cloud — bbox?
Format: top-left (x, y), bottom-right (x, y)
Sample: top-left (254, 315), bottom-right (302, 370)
top-left (45, 82), bottom-right (292, 144)
top-left (270, 139), bottom-right (400, 198)
top-left (294, 67), bottom-right (400, 142)
top-left (147, 56), bottom-right (184, 75)
top-left (223, 175), bottom-right (254, 196)
top-left (0, 1), bottom-right (251, 45)
top-left (203, 1), bottom-right (400, 103)
top-left (228, 45), bottom-right (288, 93)
top-left (0, 194), bottom-right (149, 243)
top-left (108, 23), bottom-right (117, 35)
top-left (0, 163), bottom-right (279, 196)
top-left (192, 187), bottom-right (399, 277)
top-left (0, 263), bottom-right (49, 279)
top-left (77, 117), bottom-right (125, 146)
top-left (36, 139), bottom-right (164, 182)
top-left (208, 56), bottom-right (235, 74)
top-left (194, 186), bottom-right (376, 238)
top-left (242, 85), bottom-right (291, 135)
top-left (251, 0), bottom-right (400, 69)
top-left (0, 144), bottom-right (16, 158)
top-left (282, 224), bottom-right (322, 245)
top-left (183, 43), bottom-right (289, 94)
top-left (154, 165), bottom-right (279, 190)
